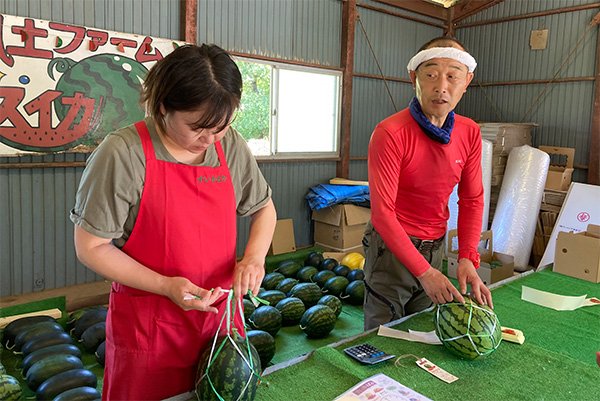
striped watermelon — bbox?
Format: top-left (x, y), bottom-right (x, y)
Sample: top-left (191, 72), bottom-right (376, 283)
top-left (275, 297), bottom-right (306, 325)
top-left (317, 295), bottom-right (343, 318)
top-left (195, 331), bottom-right (261, 401)
top-left (296, 266), bottom-right (318, 282)
top-left (322, 276), bottom-right (350, 297)
top-left (247, 330), bottom-right (276, 368)
top-left (288, 283), bottom-right (322, 307)
top-left (262, 272), bottom-right (285, 290)
top-left (340, 280), bottom-right (365, 305)
top-left (275, 278), bottom-right (299, 294)
top-left (259, 290), bottom-right (286, 306)
top-left (299, 305), bottom-right (337, 338)
top-left (0, 374), bottom-right (21, 401)
top-left (275, 260), bottom-right (303, 278)
top-left (304, 252), bottom-right (324, 268)
top-left (248, 306), bottom-right (282, 337)
top-left (312, 270), bottom-right (336, 287)
top-left (434, 297), bottom-right (502, 360)
top-left (243, 298), bottom-right (256, 321)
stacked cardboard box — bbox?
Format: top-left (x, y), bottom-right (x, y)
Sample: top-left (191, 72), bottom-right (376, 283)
top-left (554, 224), bottom-right (600, 283)
top-left (479, 123), bottom-right (537, 226)
top-left (312, 204), bottom-right (371, 254)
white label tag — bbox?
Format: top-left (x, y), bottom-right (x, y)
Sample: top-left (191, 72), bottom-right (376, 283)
top-left (416, 358), bottom-right (459, 384)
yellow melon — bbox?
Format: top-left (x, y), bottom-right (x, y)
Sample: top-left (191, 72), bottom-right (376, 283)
top-left (341, 252), bottom-right (365, 270)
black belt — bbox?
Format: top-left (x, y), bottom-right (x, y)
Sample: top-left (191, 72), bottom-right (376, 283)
top-left (409, 235), bottom-right (445, 253)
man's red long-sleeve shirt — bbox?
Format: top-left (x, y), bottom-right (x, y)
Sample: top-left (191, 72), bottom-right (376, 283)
top-left (368, 108), bottom-right (484, 277)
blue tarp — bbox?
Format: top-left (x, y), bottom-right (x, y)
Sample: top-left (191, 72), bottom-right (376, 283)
top-left (306, 184), bottom-right (370, 210)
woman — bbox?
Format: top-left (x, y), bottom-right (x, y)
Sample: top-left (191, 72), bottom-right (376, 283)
top-left (71, 44), bottom-right (277, 400)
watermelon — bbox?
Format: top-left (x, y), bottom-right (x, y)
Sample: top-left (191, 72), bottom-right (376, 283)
top-left (248, 306), bottom-right (283, 337)
top-left (317, 295), bottom-right (343, 318)
top-left (312, 270), bottom-right (336, 287)
top-left (262, 272), bottom-right (286, 290)
top-left (347, 269), bottom-right (365, 282)
top-left (319, 258), bottom-right (338, 271)
top-left (287, 283), bottom-right (322, 308)
top-left (247, 330), bottom-right (276, 368)
top-left (333, 264), bottom-right (351, 277)
top-left (195, 330), bottom-right (261, 401)
top-left (243, 298), bottom-right (256, 321)
top-left (434, 297), bottom-right (502, 360)
top-left (0, 364), bottom-right (5, 375)
top-left (299, 305), bottom-right (337, 338)
top-left (322, 276), bottom-right (350, 297)
top-left (340, 280), bottom-right (365, 305)
top-left (275, 278), bottom-right (299, 294)
top-left (0, 374), bottom-right (21, 401)
top-left (304, 251), bottom-right (324, 268)
top-left (275, 260), bottom-right (303, 278)
top-left (275, 297), bottom-right (306, 325)
top-left (296, 266), bottom-right (318, 282)
top-left (259, 290), bottom-right (287, 306)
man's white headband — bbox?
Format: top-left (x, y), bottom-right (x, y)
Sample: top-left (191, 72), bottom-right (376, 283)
top-left (406, 47), bottom-right (477, 73)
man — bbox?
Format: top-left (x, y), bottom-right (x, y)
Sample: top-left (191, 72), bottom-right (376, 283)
top-left (363, 36), bottom-right (493, 330)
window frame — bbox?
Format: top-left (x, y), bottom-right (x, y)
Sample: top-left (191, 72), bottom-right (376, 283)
top-left (233, 55), bottom-right (343, 160)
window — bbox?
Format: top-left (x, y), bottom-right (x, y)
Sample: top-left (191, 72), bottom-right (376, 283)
top-left (233, 57), bottom-right (342, 158)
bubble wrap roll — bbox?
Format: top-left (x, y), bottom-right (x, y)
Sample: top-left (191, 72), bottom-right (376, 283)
top-left (446, 139), bottom-right (493, 251)
top-left (491, 145), bottom-right (549, 271)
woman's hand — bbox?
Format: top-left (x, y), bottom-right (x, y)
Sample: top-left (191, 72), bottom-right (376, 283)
top-left (162, 276), bottom-right (224, 313)
top-left (233, 255), bottom-right (266, 301)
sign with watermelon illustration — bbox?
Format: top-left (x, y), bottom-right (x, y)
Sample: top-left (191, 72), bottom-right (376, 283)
top-left (0, 13), bottom-right (186, 154)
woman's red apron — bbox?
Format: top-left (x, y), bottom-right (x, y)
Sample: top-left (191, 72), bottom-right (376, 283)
top-left (102, 121), bottom-right (243, 400)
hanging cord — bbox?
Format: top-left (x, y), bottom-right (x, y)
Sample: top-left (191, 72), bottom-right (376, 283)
top-left (520, 12), bottom-right (600, 123)
top-left (474, 81), bottom-right (505, 121)
top-left (356, 13), bottom-right (398, 112)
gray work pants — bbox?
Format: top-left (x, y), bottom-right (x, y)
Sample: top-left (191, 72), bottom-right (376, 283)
top-left (362, 222), bottom-right (444, 331)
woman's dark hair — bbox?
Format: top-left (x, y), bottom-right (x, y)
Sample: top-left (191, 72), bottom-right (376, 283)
top-left (418, 36), bottom-right (468, 52)
top-left (141, 44), bottom-right (242, 133)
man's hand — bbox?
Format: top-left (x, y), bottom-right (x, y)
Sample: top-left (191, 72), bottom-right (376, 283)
top-left (417, 267), bottom-right (465, 305)
top-left (457, 258), bottom-right (493, 308)
top-left (233, 255), bottom-right (266, 301)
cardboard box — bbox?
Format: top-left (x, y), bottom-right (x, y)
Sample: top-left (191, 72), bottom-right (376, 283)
top-left (539, 146), bottom-right (575, 191)
top-left (269, 219), bottom-right (296, 255)
top-left (312, 204), bottom-right (370, 249)
top-left (447, 230), bottom-right (514, 285)
top-left (553, 224), bottom-right (600, 283)
top-left (315, 242), bottom-right (365, 257)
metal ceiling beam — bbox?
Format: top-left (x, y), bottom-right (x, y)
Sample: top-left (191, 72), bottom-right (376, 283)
top-left (372, 0), bottom-right (448, 21)
top-left (452, 0), bottom-right (505, 24)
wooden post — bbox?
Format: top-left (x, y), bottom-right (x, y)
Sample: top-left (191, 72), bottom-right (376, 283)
top-left (337, 0), bottom-right (357, 179)
top-left (184, 0), bottom-right (198, 44)
top-left (590, 12), bottom-right (600, 185)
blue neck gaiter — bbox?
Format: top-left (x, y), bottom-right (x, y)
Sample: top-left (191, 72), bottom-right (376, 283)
top-left (408, 97), bottom-right (454, 144)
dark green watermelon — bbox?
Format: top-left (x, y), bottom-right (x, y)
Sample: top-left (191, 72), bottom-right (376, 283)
top-left (319, 258), bottom-right (338, 271)
top-left (275, 278), bottom-right (299, 294)
top-left (275, 297), bottom-right (306, 326)
top-left (317, 295), bottom-right (343, 318)
top-left (287, 283), bottom-right (322, 308)
top-left (195, 331), bottom-right (261, 401)
top-left (296, 266), bottom-right (318, 282)
top-left (322, 276), bottom-right (350, 297)
top-left (340, 280), bottom-right (365, 305)
top-left (248, 306), bottom-right (282, 337)
top-left (299, 305), bottom-right (336, 339)
top-left (262, 272), bottom-right (286, 290)
top-left (347, 269), bottom-right (365, 282)
top-left (333, 264), bottom-right (351, 277)
top-left (247, 330), bottom-right (276, 368)
top-left (259, 290), bottom-right (287, 307)
top-left (312, 270), bottom-right (336, 287)
top-left (243, 298), bottom-right (256, 322)
top-left (275, 260), bottom-right (303, 278)
top-left (304, 252), bottom-right (324, 268)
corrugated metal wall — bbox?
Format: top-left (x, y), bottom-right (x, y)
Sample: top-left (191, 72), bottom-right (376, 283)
top-left (0, 0), bottom-right (181, 297)
top-left (456, 2), bottom-right (597, 182)
top-left (351, 4), bottom-right (443, 173)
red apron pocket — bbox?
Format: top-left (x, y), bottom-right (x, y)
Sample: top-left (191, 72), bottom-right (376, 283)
top-left (107, 291), bottom-right (156, 351)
